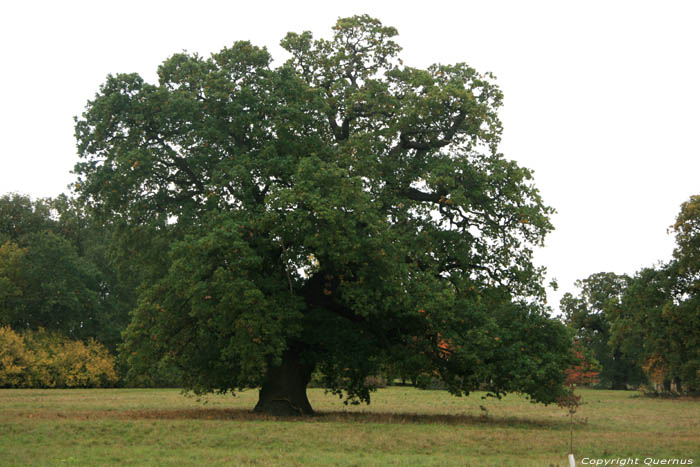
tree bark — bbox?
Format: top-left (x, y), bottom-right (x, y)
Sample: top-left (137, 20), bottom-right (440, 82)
top-left (672, 376), bottom-right (682, 393)
top-left (662, 379), bottom-right (672, 392)
top-left (253, 349), bottom-right (314, 416)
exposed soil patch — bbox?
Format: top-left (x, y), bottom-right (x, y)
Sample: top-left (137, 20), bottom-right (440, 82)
top-left (11, 407), bottom-right (564, 428)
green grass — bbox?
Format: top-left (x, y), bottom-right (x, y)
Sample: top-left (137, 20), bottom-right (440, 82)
top-left (1, 387), bottom-right (698, 466)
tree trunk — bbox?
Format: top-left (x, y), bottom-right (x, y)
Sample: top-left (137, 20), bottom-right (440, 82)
top-left (672, 376), bottom-right (682, 394)
top-left (662, 379), bottom-right (672, 392)
top-left (253, 349), bottom-right (314, 416)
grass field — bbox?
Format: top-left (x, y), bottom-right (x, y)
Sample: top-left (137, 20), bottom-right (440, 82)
top-left (0, 386), bottom-right (698, 466)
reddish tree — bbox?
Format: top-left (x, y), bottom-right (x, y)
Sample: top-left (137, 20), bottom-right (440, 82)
top-left (558, 342), bottom-right (600, 456)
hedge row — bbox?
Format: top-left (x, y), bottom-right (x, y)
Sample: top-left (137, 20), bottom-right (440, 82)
top-left (0, 326), bottom-right (117, 388)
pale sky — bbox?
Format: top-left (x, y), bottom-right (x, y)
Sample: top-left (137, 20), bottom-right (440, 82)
top-left (1, 1), bottom-right (698, 311)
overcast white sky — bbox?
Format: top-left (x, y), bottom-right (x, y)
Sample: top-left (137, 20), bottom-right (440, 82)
top-left (1, 1), bottom-right (698, 311)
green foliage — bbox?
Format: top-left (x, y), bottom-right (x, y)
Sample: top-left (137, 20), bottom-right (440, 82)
top-left (0, 325), bottom-right (117, 388)
top-left (120, 213), bottom-right (302, 391)
top-left (49, 194), bottom-right (140, 351)
top-left (75, 16), bottom-right (572, 406)
top-left (0, 231), bottom-right (102, 337)
top-left (672, 194), bottom-right (700, 282)
top-left (569, 195), bottom-right (700, 393)
top-left (669, 196), bottom-right (700, 389)
top-left (613, 262), bottom-right (700, 392)
top-left (0, 241), bottom-right (25, 311)
top-left (0, 193), bottom-right (53, 244)
top-left (560, 272), bottom-right (646, 389)
top-left (0, 193), bottom-right (133, 351)
top-left (622, 195), bottom-right (700, 392)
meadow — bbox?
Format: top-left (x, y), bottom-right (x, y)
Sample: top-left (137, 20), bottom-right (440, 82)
top-left (0, 387), bottom-right (698, 466)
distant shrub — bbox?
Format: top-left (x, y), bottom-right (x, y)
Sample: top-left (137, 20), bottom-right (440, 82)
top-left (307, 369), bottom-right (325, 388)
top-left (307, 371), bottom-right (387, 390)
top-left (0, 326), bottom-right (34, 387)
top-left (0, 326), bottom-right (117, 388)
top-left (415, 373), bottom-right (448, 390)
top-left (363, 375), bottom-right (388, 389)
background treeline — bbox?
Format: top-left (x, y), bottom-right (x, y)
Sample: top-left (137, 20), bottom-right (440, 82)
top-left (0, 192), bottom-right (180, 387)
top-left (1, 192), bottom-right (698, 393)
top-left (561, 195), bottom-right (700, 394)
top-left (0, 194), bottom-right (130, 350)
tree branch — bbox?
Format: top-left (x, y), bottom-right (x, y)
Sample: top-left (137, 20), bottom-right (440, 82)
top-left (401, 187), bottom-right (445, 203)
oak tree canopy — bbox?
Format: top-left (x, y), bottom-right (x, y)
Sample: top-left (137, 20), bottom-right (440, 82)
top-left (74, 15), bottom-right (572, 415)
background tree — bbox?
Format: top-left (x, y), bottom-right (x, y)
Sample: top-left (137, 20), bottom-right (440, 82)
top-left (609, 266), bottom-right (674, 390)
top-left (0, 194), bottom-right (53, 245)
top-left (0, 230), bottom-right (101, 338)
top-left (672, 195), bottom-right (700, 283)
top-left (669, 195), bottom-right (700, 390)
top-left (0, 193), bottom-right (129, 351)
top-left (74, 15), bottom-right (573, 415)
top-left (611, 195), bottom-right (700, 392)
top-left (50, 194), bottom-right (139, 351)
top-left (560, 272), bottom-right (645, 389)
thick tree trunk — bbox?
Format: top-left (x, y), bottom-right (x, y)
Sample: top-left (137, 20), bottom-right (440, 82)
top-left (253, 349), bottom-right (314, 416)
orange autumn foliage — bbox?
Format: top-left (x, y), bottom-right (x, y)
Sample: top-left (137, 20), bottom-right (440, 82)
top-left (564, 346), bottom-right (600, 387)
top-left (557, 342), bottom-right (600, 412)
top-left (417, 309), bottom-right (452, 359)
top-left (642, 355), bottom-right (668, 386)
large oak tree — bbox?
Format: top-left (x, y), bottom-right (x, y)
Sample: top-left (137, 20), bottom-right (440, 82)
top-left (74, 16), bottom-right (572, 414)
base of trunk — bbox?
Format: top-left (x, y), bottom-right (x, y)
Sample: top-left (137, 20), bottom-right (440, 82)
top-left (253, 349), bottom-right (314, 416)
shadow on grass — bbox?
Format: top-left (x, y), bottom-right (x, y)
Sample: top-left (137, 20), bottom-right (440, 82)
top-left (17, 408), bottom-right (566, 428)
